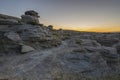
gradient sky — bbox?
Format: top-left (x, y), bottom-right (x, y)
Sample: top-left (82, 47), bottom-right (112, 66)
top-left (0, 0), bottom-right (120, 32)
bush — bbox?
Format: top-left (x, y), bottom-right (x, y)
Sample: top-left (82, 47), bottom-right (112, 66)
top-left (48, 25), bottom-right (54, 30)
top-left (27, 22), bottom-right (39, 25)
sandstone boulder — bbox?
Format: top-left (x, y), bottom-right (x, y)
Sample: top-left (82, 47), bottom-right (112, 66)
top-left (21, 44), bottom-right (35, 53)
top-left (21, 15), bottom-right (39, 25)
top-left (21, 10), bottom-right (40, 25)
top-left (4, 31), bottom-right (22, 42)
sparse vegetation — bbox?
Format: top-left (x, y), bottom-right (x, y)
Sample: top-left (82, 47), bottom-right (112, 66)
top-left (75, 39), bottom-right (82, 45)
top-left (26, 22), bottom-right (39, 25)
top-left (48, 25), bottom-right (54, 30)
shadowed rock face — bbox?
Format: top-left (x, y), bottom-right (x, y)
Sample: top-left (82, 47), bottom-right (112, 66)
top-left (116, 45), bottom-right (120, 54)
top-left (0, 32), bottom-right (20, 55)
top-left (113, 43), bottom-right (120, 54)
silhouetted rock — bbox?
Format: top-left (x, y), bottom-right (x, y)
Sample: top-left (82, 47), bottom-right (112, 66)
top-left (25, 10), bottom-right (40, 17)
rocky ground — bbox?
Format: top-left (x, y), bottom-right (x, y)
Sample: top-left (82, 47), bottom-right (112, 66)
top-left (0, 11), bottom-right (120, 80)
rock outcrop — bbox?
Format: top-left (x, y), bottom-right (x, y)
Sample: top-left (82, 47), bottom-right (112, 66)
top-left (0, 14), bottom-right (20, 25)
top-left (0, 11), bottom-right (120, 80)
top-left (0, 32), bottom-right (20, 55)
top-left (0, 11), bottom-right (62, 55)
top-left (21, 10), bottom-right (40, 24)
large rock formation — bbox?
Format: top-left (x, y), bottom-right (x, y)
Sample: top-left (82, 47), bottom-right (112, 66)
top-left (0, 11), bottom-right (62, 55)
top-left (0, 11), bottom-right (120, 80)
top-left (21, 10), bottom-right (40, 24)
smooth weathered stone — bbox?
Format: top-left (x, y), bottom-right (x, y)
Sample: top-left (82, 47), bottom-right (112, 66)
top-left (21, 44), bottom-right (35, 53)
top-left (4, 31), bottom-right (22, 42)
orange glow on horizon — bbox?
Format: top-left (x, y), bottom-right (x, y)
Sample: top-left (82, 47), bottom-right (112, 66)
top-left (86, 27), bottom-right (120, 32)
top-left (54, 26), bottom-right (120, 32)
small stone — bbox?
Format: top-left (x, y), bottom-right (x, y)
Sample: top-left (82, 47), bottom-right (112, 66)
top-left (21, 44), bottom-right (35, 53)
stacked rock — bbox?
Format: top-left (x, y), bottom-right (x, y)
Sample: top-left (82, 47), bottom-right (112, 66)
top-left (21, 10), bottom-right (40, 25)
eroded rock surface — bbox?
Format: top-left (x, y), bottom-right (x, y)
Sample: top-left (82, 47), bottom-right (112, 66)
top-left (0, 12), bottom-right (120, 80)
top-left (0, 14), bottom-right (20, 25)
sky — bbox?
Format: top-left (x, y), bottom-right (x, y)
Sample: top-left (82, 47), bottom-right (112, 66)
top-left (0, 0), bottom-right (120, 32)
